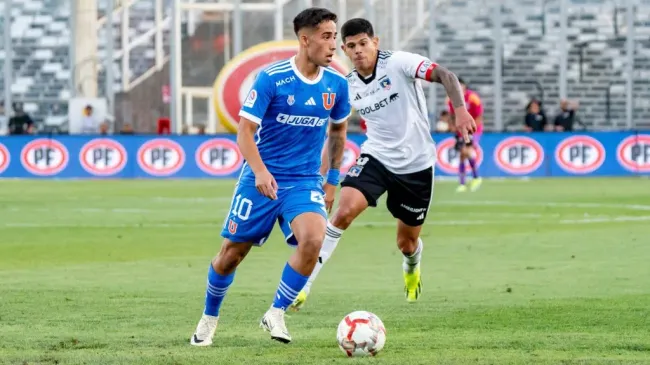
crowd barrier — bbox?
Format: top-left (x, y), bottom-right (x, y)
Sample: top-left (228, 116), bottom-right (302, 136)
top-left (0, 132), bottom-right (648, 178)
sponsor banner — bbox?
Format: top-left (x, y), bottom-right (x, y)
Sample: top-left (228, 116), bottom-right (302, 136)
top-left (435, 137), bottom-right (484, 175)
top-left (0, 132), bottom-right (648, 178)
top-left (212, 40), bottom-right (350, 133)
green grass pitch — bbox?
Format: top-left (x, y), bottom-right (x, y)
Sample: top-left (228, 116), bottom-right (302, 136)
top-left (1, 178), bottom-right (649, 365)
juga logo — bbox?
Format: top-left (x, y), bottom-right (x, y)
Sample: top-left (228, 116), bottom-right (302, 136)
top-left (213, 40), bottom-right (349, 132)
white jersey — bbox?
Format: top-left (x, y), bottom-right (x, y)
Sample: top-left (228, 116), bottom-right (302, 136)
top-left (347, 50), bottom-right (437, 174)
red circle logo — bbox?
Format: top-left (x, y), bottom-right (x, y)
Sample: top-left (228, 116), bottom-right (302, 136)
top-left (435, 137), bottom-right (483, 174)
top-left (79, 138), bottom-right (128, 176)
top-left (212, 40), bottom-right (350, 132)
top-left (617, 134), bottom-right (650, 173)
top-left (195, 139), bottom-right (243, 176)
top-left (341, 140), bottom-right (361, 174)
top-left (494, 136), bottom-right (544, 174)
top-left (20, 139), bottom-right (69, 176)
top-left (0, 143), bottom-right (9, 174)
top-left (555, 135), bottom-right (605, 174)
top-left (137, 139), bottom-right (185, 176)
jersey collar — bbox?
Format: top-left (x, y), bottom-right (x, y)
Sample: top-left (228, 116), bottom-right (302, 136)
top-left (290, 56), bottom-right (324, 85)
top-left (355, 50), bottom-right (380, 85)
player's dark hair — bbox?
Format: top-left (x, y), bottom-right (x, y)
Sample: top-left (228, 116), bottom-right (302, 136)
top-left (458, 77), bottom-right (467, 85)
top-left (341, 18), bottom-right (374, 41)
top-left (293, 7), bottom-right (338, 35)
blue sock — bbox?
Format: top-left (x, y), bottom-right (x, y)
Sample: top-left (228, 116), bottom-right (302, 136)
top-left (272, 262), bottom-right (309, 311)
top-left (204, 264), bottom-right (234, 317)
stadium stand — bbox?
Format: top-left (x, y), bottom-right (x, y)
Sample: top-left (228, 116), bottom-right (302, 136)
top-left (0, 0), bottom-right (648, 133)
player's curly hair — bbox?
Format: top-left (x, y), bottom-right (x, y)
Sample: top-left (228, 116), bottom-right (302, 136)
top-left (293, 7), bottom-right (338, 35)
top-left (341, 18), bottom-right (375, 41)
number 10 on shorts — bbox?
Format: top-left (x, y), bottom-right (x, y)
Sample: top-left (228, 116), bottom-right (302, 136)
top-left (231, 194), bottom-right (253, 221)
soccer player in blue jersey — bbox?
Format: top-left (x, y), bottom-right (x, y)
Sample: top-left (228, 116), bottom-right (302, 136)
top-left (190, 7), bottom-right (350, 346)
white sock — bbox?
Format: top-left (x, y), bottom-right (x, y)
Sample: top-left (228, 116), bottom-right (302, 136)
top-left (402, 238), bottom-right (423, 273)
top-left (303, 221), bottom-right (344, 294)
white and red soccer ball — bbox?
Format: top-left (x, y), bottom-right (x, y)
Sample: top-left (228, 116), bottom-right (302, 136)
top-left (336, 311), bottom-right (386, 357)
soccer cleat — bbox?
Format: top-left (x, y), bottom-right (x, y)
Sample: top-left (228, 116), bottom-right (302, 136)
top-left (469, 177), bottom-right (483, 192)
top-left (260, 307), bottom-right (292, 343)
top-left (289, 290), bottom-right (308, 312)
top-left (190, 314), bottom-right (219, 346)
top-left (404, 266), bottom-right (422, 303)
top-left (456, 184), bottom-right (468, 193)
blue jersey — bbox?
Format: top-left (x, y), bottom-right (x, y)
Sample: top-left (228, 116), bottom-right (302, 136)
top-left (238, 56), bottom-right (351, 187)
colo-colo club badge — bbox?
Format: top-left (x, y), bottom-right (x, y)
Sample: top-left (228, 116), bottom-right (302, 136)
top-left (213, 40), bottom-right (350, 132)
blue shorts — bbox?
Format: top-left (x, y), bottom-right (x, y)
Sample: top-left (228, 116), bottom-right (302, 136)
top-left (221, 183), bottom-right (327, 246)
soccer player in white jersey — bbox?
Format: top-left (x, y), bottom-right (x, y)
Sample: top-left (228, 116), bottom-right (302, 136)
top-left (290, 18), bottom-right (476, 310)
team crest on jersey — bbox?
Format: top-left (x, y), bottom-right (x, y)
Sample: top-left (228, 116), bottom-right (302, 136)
top-left (378, 75), bottom-right (391, 90)
top-left (322, 93), bottom-right (336, 110)
top-left (287, 95), bottom-right (295, 105)
top-left (212, 40), bottom-right (350, 132)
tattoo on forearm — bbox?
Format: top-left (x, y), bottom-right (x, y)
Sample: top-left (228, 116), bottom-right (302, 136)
top-left (431, 66), bottom-right (465, 109)
top-left (328, 132), bottom-right (345, 170)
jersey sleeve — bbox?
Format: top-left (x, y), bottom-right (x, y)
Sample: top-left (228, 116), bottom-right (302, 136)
top-left (329, 79), bottom-right (351, 124)
top-left (391, 51), bottom-right (438, 82)
top-left (467, 92), bottom-right (484, 118)
top-left (238, 71), bottom-right (275, 124)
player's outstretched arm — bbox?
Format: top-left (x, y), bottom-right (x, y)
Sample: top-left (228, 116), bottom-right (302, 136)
top-left (426, 65), bottom-right (476, 142)
top-left (323, 120), bottom-right (347, 212)
top-left (237, 117), bottom-right (278, 200)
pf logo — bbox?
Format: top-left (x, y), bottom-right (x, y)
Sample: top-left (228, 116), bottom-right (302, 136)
top-left (494, 136), bottom-right (544, 174)
top-left (435, 137), bottom-right (483, 174)
top-left (617, 134), bottom-right (650, 173)
top-left (213, 40), bottom-right (349, 132)
top-left (195, 139), bottom-right (243, 176)
top-left (79, 139), bottom-right (128, 176)
top-left (341, 140), bottom-right (361, 174)
top-left (0, 143), bottom-right (9, 174)
top-left (555, 135), bottom-right (605, 174)
top-left (21, 139), bottom-right (69, 176)
top-left (137, 139), bottom-right (185, 176)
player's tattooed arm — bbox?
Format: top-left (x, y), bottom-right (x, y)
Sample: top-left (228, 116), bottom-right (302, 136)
top-left (428, 65), bottom-right (465, 110)
top-left (327, 121), bottom-right (347, 171)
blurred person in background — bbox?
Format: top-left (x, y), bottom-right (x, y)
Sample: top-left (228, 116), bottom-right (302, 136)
top-left (524, 98), bottom-right (548, 132)
top-left (8, 102), bottom-right (35, 135)
top-left (554, 99), bottom-right (579, 132)
top-left (435, 110), bottom-right (450, 132)
top-left (80, 105), bottom-right (100, 134)
top-left (447, 78), bottom-right (482, 192)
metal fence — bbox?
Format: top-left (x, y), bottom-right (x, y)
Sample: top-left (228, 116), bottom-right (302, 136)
top-left (0, 0), bottom-right (648, 135)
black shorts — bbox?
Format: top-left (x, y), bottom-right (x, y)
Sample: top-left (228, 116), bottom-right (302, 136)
top-left (454, 134), bottom-right (474, 151)
top-left (341, 154), bottom-right (434, 227)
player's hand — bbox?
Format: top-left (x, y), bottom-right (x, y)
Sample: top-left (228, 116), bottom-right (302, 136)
top-left (255, 169), bottom-right (278, 200)
top-left (454, 108), bottom-right (477, 143)
top-left (323, 183), bottom-right (336, 213)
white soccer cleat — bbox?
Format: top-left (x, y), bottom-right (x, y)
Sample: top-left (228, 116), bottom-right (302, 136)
top-left (190, 314), bottom-right (219, 346)
top-left (259, 307), bottom-right (292, 343)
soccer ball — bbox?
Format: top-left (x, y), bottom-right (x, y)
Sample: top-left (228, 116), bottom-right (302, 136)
top-left (336, 311), bottom-right (386, 357)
